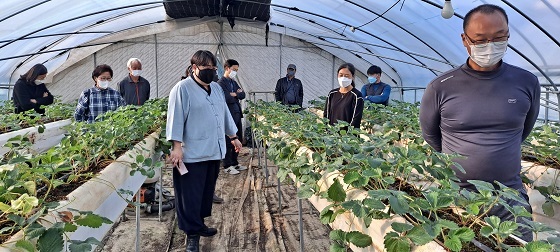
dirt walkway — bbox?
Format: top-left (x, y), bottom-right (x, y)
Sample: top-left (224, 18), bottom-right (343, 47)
top-left (100, 148), bottom-right (332, 252)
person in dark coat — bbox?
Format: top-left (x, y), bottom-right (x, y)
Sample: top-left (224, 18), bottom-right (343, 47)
top-left (12, 64), bottom-right (54, 114)
top-left (275, 64), bottom-right (304, 109)
top-left (323, 63), bottom-right (364, 130)
top-left (217, 59), bottom-right (247, 176)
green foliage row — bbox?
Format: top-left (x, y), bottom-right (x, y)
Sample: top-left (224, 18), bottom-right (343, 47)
top-left (0, 99), bottom-right (169, 252)
top-left (250, 101), bottom-right (559, 252)
top-left (0, 99), bottom-right (75, 134)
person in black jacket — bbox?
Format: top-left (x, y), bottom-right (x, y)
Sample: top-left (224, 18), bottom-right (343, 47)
top-left (324, 63), bottom-right (364, 130)
top-left (217, 59), bottom-right (247, 176)
top-left (275, 64), bottom-right (303, 109)
top-left (12, 64), bottom-right (54, 114)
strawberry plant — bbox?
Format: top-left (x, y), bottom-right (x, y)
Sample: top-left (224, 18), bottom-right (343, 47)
top-left (250, 100), bottom-right (560, 252)
top-left (0, 99), bottom-right (75, 134)
top-left (0, 98), bottom-right (168, 251)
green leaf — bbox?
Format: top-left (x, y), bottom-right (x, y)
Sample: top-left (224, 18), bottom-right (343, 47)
top-left (15, 240), bottom-right (35, 252)
top-left (341, 200), bottom-right (365, 218)
top-left (297, 185), bottom-right (314, 199)
top-left (524, 240), bottom-right (553, 252)
top-left (327, 179), bottom-right (346, 203)
top-left (75, 214), bottom-right (112, 228)
top-left (468, 180), bottom-right (495, 193)
top-left (346, 231), bottom-right (372, 248)
top-left (69, 242), bottom-right (92, 252)
top-left (498, 221), bottom-right (518, 237)
top-left (329, 229), bottom-right (346, 241)
top-left (362, 198), bottom-right (386, 210)
top-left (388, 195), bottom-right (409, 215)
top-left (542, 201), bottom-right (555, 217)
top-left (343, 171), bottom-right (360, 185)
top-left (320, 209), bottom-right (336, 224)
top-left (480, 226), bottom-right (494, 237)
top-left (25, 223), bottom-right (46, 240)
top-left (0, 202), bottom-right (10, 212)
top-left (391, 222), bottom-right (413, 233)
top-left (38, 125), bottom-right (45, 134)
top-left (451, 227), bottom-right (475, 242)
top-left (329, 243), bottom-right (346, 252)
top-left (444, 236), bottom-right (462, 252)
top-left (135, 155), bottom-right (144, 164)
top-left (384, 232), bottom-right (411, 252)
top-left (65, 223), bottom-right (78, 232)
top-left (405, 226), bottom-right (433, 245)
top-left (37, 228), bottom-right (64, 252)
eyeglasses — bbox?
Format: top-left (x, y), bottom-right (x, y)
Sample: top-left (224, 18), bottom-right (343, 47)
top-left (98, 77), bottom-right (113, 81)
top-left (464, 33), bottom-right (509, 48)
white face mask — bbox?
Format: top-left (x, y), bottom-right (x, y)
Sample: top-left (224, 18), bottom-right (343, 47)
top-left (131, 70), bottom-right (142, 77)
top-left (228, 70), bottom-right (237, 79)
top-left (34, 80), bottom-right (43, 85)
top-left (338, 77), bottom-right (353, 88)
top-left (98, 80), bottom-right (110, 89)
top-left (468, 41), bottom-right (508, 68)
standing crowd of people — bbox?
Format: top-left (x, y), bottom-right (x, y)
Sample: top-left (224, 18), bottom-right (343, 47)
top-left (9, 4), bottom-right (541, 251)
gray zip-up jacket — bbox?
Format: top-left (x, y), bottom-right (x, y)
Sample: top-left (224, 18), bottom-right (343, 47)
top-left (166, 77), bottom-right (237, 163)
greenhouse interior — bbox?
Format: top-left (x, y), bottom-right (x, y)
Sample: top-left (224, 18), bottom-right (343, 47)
top-left (0, 0), bottom-right (559, 251)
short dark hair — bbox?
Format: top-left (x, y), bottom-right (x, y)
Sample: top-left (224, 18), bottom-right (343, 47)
top-left (337, 63), bottom-right (356, 87)
top-left (21, 64), bottom-right (48, 82)
top-left (224, 59), bottom-right (239, 68)
top-left (191, 50), bottom-right (217, 67)
top-left (367, 65), bottom-right (382, 75)
top-left (463, 4), bottom-right (508, 31)
top-left (92, 64), bottom-right (113, 81)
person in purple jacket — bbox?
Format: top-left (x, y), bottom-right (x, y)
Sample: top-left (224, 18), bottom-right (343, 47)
top-left (419, 4), bottom-right (540, 242)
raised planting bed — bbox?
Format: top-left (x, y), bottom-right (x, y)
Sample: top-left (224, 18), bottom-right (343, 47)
top-left (0, 99), bottom-right (169, 252)
top-left (1, 131), bottom-right (161, 251)
top-left (0, 119), bottom-right (71, 156)
top-left (251, 101), bottom-right (559, 252)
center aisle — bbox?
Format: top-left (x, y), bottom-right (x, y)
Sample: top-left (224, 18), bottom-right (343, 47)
top-left (169, 147), bottom-right (332, 251)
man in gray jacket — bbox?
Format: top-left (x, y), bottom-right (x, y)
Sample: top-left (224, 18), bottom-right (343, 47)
top-left (117, 58), bottom-right (150, 105)
top-left (419, 4), bottom-right (540, 242)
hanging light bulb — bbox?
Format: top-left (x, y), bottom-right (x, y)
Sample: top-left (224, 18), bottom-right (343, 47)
top-left (441, 0), bottom-right (454, 19)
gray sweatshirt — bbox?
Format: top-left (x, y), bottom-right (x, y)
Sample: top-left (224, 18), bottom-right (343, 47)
top-left (419, 61), bottom-right (540, 189)
top-left (166, 77), bottom-right (237, 163)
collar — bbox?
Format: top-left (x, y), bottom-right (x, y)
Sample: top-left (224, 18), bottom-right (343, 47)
top-left (127, 74), bottom-right (141, 83)
top-left (190, 74), bottom-right (211, 95)
top-left (461, 59), bottom-right (506, 80)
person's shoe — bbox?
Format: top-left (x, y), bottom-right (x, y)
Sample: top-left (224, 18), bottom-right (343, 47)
top-left (213, 194), bottom-right (224, 204)
top-left (198, 226), bottom-right (217, 237)
top-left (224, 166), bottom-right (240, 175)
top-left (235, 165), bottom-right (248, 171)
top-left (186, 234), bottom-right (200, 252)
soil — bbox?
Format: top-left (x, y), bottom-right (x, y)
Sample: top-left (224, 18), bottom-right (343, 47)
top-left (99, 148), bottom-right (332, 252)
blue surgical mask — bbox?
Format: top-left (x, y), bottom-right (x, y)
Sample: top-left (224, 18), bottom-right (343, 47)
top-left (368, 76), bottom-right (377, 83)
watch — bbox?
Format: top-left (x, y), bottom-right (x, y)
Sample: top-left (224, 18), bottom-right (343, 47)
top-left (230, 136), bottom-right (238, 141)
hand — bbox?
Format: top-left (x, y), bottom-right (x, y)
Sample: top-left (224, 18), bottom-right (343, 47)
top-left (237, 88), bottom-right (243, 93)
top-left (43, 92), bottom-right (49, 97)
top-left (230, 92), bottom-right (237, 97)
top-left (168, 146), bottom-right (183, 166)
top-left (231, 139), bottom-right (242, 152)
top-left (30, 99), bottom-right (37, 104)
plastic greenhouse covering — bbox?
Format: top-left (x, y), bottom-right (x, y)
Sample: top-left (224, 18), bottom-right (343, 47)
top-left (0, 0), bottom-right (559, 121)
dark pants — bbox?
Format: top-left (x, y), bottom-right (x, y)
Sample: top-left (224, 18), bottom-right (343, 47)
top-left (223, 112), bottom-right (243, 168)
top-left (173, 160), bottom-right (220, 234)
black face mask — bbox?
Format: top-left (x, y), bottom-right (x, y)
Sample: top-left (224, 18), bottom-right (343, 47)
top-left (196, 67), bottom-right (216, 84)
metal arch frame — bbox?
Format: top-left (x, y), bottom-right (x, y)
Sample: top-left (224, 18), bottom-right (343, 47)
top-left (269, 22), bottom-right (443, 83)
top-left (0, 0), bottom-right (51, 23)
top-left (419, 0), bottom-right (558, 91)
top-left (272, 9), bottom-right (400, 80)
top-left (0, 2), bottom-right (164, 50)
top-left (6, 5), bottom-right (162, 84)
top-left (274, 9), bottom-right (452, 66)
top-left (0, 31), bottom-right (112, 44)
top-left (237, 0), bottom-right (439, 76)
top-left (344, 0), bottom-right (456, 68)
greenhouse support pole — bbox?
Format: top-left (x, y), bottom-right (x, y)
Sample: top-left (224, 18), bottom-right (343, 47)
top-left (154, 34), bottom-right (159, 98)
top-left (331, 55), bottom-right (336, 89)
top-left (136, 189), bottom-right (141, 252)
top-left (545, 91), bottom-right (549, 124)
top-left (264, 139), bottom-right (269, 185)
top-left (158, 168), bottom-right (163, 221)
top-left (279, 34), bottom-right (283, 78)
top-left (297, 192), bottom-right (304, 252)
top-left (278, 177), bottom-right (282, 214)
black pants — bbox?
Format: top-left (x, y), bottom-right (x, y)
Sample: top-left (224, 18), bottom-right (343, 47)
top-left (173, 160), bottom-right (220, 234)
top-left (223, 112), bottom-right (243, 168)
